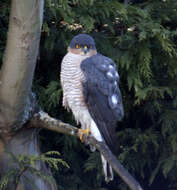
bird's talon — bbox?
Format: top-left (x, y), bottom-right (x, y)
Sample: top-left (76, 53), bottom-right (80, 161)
top-left (79, 128), bottom-right (90, 142)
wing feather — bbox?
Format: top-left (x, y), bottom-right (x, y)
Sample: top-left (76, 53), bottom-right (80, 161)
top-left (81, 54), bottom-right (124, 153)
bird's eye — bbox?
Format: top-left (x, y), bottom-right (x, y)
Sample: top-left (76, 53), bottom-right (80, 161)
top-left (75, 44), bottom-right (80, 49)
top-left (84, 45), bottom-right (88, 49)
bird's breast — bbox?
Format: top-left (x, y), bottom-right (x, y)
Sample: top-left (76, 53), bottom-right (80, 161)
top-left (60, 53), bottom-right (88, 109)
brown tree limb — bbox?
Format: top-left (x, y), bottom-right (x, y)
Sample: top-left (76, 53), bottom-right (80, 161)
top-left (30, 111), bottom-right (79, 137)
top-left (30, 111), bottom-right (143, 190)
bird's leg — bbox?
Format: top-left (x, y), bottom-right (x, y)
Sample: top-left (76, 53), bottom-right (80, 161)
top-left (79, 125), bottom-right (90, 142)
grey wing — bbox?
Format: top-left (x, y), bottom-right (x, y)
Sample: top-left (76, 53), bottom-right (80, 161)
top-left (80, 54), bottom-right (124, 153)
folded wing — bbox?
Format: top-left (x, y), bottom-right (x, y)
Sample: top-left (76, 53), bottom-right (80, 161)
top-left (81, 54), bottom-right (124, 153)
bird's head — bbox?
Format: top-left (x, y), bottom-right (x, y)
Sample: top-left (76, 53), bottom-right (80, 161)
top-left (68, 34), bottom-right (97, 56)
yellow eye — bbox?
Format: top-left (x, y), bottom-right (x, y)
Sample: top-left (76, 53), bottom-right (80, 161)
top-left (75, 44), bottom-right (80, 49)
top-left (84, 45), bottom-right (88, 49)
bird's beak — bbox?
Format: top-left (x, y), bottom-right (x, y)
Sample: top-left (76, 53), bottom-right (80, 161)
top-left (82, 46), bottom-right (88, 54)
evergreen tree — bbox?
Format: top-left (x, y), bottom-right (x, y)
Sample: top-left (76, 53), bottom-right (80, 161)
top-left (0, 0), bottom-right (177, 189)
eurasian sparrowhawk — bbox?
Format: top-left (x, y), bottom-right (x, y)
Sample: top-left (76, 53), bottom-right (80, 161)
top-left (60, 34), bottom-right (124, 182)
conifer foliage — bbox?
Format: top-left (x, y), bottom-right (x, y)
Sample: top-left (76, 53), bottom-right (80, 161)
top-left (0, 151), bottom-right (68, 190)
top-left (1, 0), bottom-right (177, 189)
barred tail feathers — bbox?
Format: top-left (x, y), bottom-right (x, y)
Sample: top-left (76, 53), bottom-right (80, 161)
top-left (90, 119), bottom-right (114, 182)
top-left (101, 154), bottom-right (114, 182)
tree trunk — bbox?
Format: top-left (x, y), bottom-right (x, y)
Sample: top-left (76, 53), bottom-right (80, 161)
top-left (0, 129), bottom-right (56, 190)
top-left (0, 0), bottom-right (43, 131)
top-left (0, 0), bottom-right (56, 189)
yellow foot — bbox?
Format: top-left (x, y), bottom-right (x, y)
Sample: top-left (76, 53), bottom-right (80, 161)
top-left (79, 127), bottom-right (90, 142)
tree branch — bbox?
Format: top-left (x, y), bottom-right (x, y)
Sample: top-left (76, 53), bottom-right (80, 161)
top-left (30, 111), bottom-right (79, 137)
top-left (30, 111), bottom-right (143, 190)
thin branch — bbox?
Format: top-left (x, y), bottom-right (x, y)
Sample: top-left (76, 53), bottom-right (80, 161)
top-left (30, 111), bottom-right (143, 190)
top-left (88, 137), bottom-right (143, 190)
top-left (30, 111), bottom-right (79, 137)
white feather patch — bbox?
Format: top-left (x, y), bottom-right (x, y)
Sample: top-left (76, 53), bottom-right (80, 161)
top-left (109, 65), bottom-right (114, 69)
top-left (90, 119), bottom-right (103, 142)
top-left (106, 71), bottom-right (114, 78)
top-left (111, 94), bottom-right (118, 105)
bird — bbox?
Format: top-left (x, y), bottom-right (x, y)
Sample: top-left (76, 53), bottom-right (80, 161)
top-left (60, 34), bottom-right (124, 182)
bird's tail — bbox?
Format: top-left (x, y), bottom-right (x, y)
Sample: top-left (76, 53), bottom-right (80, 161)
top-left (101, 154), bottom-right (113, 182)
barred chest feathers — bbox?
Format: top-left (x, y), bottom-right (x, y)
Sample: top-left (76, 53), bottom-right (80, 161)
top-left (60, 52), bottom-right (91, 123)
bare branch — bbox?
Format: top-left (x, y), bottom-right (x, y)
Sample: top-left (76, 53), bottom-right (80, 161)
top-left (30, 111), bottom-right (144, 190)
top-left (88, 137), bottom-right (143, 190)
top-left (30, 111), bottom-right (79, 137)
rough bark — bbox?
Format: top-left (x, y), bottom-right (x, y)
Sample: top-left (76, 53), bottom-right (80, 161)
top-left (0, 0), bottom-right (43, 132)
top-left (30, 111), bottom-right (144, 190)
top-left (0, 1), bottom-right (57, 190)
top-left (0, 129), bottom-right (56, 190)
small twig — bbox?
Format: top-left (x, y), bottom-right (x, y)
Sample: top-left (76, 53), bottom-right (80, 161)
top-left (30, 110), bottom-right (143, 190)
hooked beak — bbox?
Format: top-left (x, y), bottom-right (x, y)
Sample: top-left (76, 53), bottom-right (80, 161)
top-left (82, 46), bottom-right (88, 54)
